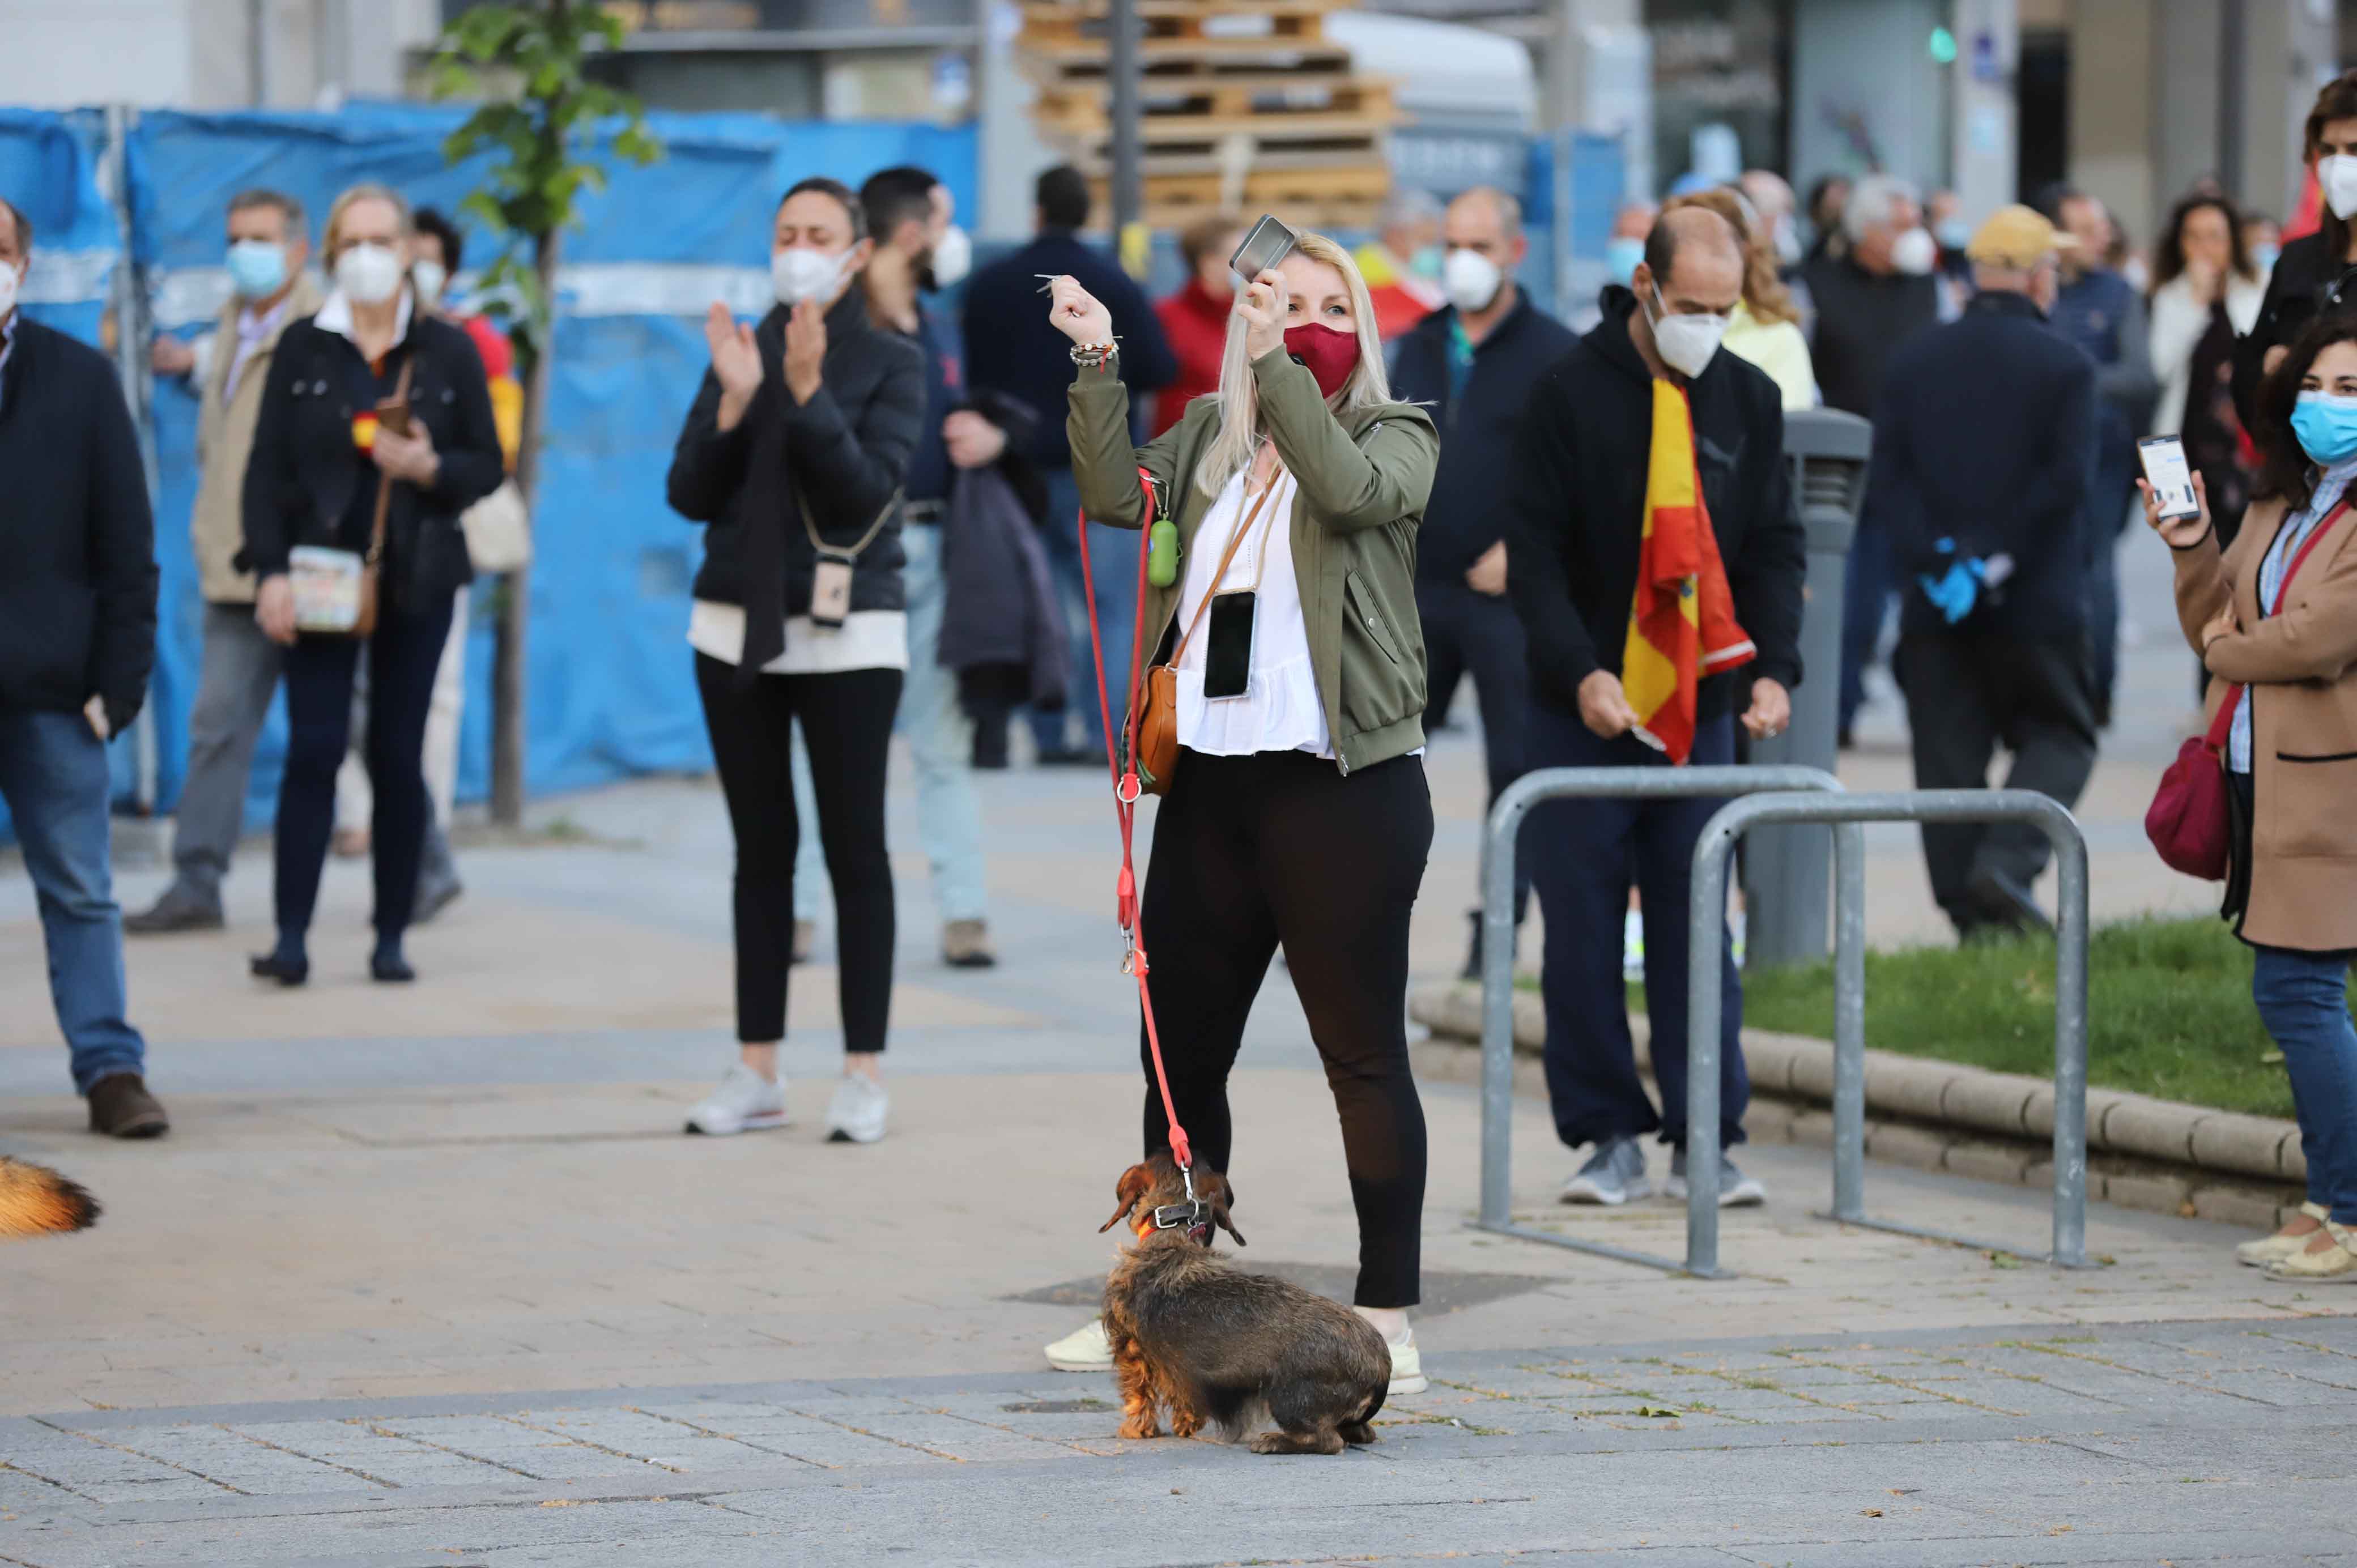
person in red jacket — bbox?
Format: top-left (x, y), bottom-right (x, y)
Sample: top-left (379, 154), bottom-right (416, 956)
top-left (1151, 213), bottom-right (1245, 437)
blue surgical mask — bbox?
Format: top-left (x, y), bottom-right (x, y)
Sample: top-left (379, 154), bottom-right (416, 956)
top-left (2291, 390), bottom-right (2357, 465)
top-left (226, 239), bottom-right (288, 300)
top-left (1409, 244), bottom-right (1443, 282)
top-left (1934, 219), bottom-right (1972, 253)
top-left (1606, 236), bottom-right (1645, 286)
top-left (2253, 242), bottom-right (2281, 275)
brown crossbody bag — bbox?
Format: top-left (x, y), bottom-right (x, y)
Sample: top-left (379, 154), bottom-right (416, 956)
top-left (1131, 468), bottom-right (1286, 794)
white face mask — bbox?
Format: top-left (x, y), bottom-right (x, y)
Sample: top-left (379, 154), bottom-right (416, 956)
top-left (0, 259), bottom-right (19, 320)
top-left (926, 224), bottom-right (972, 290)
top-left (411, 259), bottom-right (449, 307)
top-left (1441, 246), bottom-right (1504, 314)
top-left (1890, 226), bottom-right (1939, 276)
top-left (1646, 284), bottom-right (1727, 378)
top-left (2323, 154), bottom-right (2357, 221)
top-left (772, 245), bottom-right (852, 306)
top-left (336, 242), bottom-right (406, 305)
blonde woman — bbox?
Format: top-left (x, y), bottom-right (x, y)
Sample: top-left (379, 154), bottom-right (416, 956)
top-left (241, 183), bottom-right (503, 986)
top-left (1036, 235), bottom-right (1440, 1392)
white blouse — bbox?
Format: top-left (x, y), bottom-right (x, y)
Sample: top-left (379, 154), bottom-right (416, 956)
top-left (1172, 467), bottom-right (1333, 758)
top-left (687, 600), bottom-right (909, 675)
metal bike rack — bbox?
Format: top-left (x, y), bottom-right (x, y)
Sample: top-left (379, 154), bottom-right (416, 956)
top-left (1473, 781), bottom-right (2092, 1281)
top-left (1686, 790), bottom-right (2092, 1278)
top-left (1475, 766), bottom-right (1843, 1276)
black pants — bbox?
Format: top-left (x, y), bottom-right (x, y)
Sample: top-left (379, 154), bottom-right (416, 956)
top-left (1525, 705), bottom-right (1748, 1151)
top-left (1897, 628), bottom-right (2098, 932)
top-left (1418, 580), bottom-right (1532, 923)
top-left (1139, 748), bottom-right (1432, 1308)
top-left (695, 655), bottom-right (902, 1049)
top-left (276, 598), bottom-right (454, 942)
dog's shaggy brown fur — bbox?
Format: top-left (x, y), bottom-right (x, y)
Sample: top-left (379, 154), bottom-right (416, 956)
top-left (1099, 1154), bottom-right (1391, 1455)
top-left (0, 1157), bottom-right (100, 1238)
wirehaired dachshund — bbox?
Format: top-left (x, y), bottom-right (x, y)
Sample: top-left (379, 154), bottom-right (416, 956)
top-left (1099, 1153), bottom-right (1390, 1455)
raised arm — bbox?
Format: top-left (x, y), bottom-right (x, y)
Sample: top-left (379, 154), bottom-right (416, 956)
top-left (788, 326), bottom-right (925, 544)
top-left (1251, 347), bottom-right (1435, 532)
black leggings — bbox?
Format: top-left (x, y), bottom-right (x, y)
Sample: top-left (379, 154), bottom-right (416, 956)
top-left (694, 654), bottom-right (902, 1049)
top-left (276, 596), bottom-right (454, 942)
top-left (1138, 748), bottom-right (1433, 1307)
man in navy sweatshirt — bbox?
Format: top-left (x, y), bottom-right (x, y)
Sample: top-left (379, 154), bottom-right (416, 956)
top-left (1390, 187), bottom-right (1574, 980)
top-left (960, 166), bottom-right (1175, 764)
top-left (0, 196), bottom-right (167, 1139)
top-left (1865, 205), bottom-right (2099, 941)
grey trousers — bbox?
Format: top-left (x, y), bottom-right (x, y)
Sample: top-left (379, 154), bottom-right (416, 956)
top-left (169, 602), bottom-right (284, 906)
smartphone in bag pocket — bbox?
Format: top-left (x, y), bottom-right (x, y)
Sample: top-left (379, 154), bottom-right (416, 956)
top-left (811, 553), bottom-right (856, 629)
top-left (1203, 591), bottom-right (1256, 698)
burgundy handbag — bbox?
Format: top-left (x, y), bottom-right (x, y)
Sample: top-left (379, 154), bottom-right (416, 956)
top-left (2145, 501), bottom-right (2346, 880)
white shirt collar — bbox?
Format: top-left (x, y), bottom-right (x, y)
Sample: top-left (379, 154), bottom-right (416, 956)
top-left (313, 286), bottom-right (413, 350)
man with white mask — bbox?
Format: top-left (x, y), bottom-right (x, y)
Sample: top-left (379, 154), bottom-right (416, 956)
top-left (1797, 172), bottom-right (1942, 743)
top-left (1389, 186), bottom-right (1573, 981)
top-left (129, 189), bottom-right (323, 936)
top-left (1503, 206), bottom-right (1805, 1209)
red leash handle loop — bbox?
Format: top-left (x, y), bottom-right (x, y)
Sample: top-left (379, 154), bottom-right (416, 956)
top-left (1078, 471), bottom-right (1192, 1172)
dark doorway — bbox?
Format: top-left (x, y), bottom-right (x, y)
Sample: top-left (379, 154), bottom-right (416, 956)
top-left (2018, 29), bottom-right (2070, 200)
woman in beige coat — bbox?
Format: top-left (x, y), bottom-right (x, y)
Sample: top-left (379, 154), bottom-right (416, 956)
top-left (2152, 313), bottom-right (2357, 1284)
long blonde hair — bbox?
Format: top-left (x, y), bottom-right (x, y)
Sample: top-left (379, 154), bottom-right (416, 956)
top-left (1193, 229), bottom-right (1394, 497)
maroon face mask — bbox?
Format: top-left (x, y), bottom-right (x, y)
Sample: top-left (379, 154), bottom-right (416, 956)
top-left (1282, 322), bottom-right (1360, 398)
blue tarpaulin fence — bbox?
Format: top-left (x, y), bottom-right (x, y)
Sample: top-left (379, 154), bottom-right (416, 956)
top-left (1, 103), bottom-right (1614, 840)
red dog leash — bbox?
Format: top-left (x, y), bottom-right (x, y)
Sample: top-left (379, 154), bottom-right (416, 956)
top-left (1077, 475), bottom-right (1193, 1175)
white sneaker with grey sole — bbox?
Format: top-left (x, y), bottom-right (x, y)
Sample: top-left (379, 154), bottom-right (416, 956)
top-left (1354, 1310), bottom-right (1428, 1395)
top-left (826, 1075), bottom-right (890, 1143)
top-left (684, 1063), bottom-right (788, 1136)
top-left (1045, 1318), bottom-right (1113, 1371)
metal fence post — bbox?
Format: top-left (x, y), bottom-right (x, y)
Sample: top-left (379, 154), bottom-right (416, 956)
top-left (1475, 764), bottom-right (1841, 1273)
top-left (1684, 817), bottom-right (1728, 1276)
top-left (2050, 820), bottom-right (2092, 1268)
top-left (1828, 821), bottom-right (1868, 1224)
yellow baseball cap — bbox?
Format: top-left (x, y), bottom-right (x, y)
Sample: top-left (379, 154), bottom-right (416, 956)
top-left (1965, 204), bottom-right (2077, 269)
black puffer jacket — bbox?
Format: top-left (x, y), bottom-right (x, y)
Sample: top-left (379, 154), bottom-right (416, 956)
top-left (240, 310), bottom-right (503, 613)
top-left (667, 291), bottom-right (925, 616)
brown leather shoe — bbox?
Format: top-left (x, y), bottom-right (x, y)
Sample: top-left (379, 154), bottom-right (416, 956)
top-left (87, 1074), bottom-right (169, 1139)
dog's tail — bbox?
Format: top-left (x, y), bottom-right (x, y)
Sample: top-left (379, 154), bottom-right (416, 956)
top-left (0, 1157), bottom-right (101, 1238)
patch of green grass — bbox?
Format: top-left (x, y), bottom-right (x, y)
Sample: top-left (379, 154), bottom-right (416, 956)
top-left (1605, 916), bottom-right (2330, 1119)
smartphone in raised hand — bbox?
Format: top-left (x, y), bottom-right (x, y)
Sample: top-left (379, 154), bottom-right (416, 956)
top-left (1229, 215), bottom-right (1297, 282)
top-left (2137, 435), bottom-right (2201, 521)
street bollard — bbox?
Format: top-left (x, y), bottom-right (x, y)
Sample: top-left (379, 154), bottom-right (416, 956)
top-left (1744, 408), bottom-right (1871, 969)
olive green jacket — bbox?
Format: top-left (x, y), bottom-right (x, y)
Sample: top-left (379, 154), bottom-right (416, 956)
top-left (1066, 348), bottom-right (1439, 775)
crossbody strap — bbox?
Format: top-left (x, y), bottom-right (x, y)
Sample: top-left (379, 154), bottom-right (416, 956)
top-left (800, 488), bottom-right (903, 563)
top-left (1167, 466), bottom-right (1285, 668)
top-left (2207, 495), bottom-right (2350, 748)
top-left (365, 355), bottom-right (416, 568)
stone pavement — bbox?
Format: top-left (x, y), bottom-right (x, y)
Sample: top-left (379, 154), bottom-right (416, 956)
top-left (3, 1316), bottom-right (2354, 1565)
top-left (3, 526), bottom-right (2335, 1562)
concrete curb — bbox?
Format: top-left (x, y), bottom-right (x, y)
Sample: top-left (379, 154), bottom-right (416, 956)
top-left (1410, 979), bottom-right (2306, 1229)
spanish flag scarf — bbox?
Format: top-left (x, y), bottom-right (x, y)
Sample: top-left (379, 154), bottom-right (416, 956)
top-left (1618, 378), bottom-right (1755, 764)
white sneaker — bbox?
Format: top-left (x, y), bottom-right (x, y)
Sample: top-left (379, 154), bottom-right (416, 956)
top-left (684, 1063), bottom-right (788, 1135)
top-left (1354, 1311), bottom-right (1428, 1396)
top-left (825, 1074), bottom-right (890, 1144)
top-left (1045, 1318), bottom-right (1113, 1371)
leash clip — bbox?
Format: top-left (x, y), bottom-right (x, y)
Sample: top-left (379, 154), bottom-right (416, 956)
top-left (1120, 928), bottom-right (1137, 975)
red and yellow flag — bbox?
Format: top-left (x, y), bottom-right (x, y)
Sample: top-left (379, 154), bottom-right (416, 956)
top-left (1618, 378), bottom-right (1755, 764)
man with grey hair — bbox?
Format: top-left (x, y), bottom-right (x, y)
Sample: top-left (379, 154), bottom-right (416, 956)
top-left (129, 189), bottom-right (324, 934)
top-left (0, 193), bottom-right (167, 1136)
top-left (1355, 187), bottom-right (1444, 339)
top-left (1799, 172), bottom-right (1942, 742)
top-left (1390, 185), bottom-right (1576, 978)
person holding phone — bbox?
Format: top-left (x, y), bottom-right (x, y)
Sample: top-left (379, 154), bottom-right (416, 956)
top-left (240, 183), bottom-right (502, 988)
top-left (667, 177), bottom-right (924, 1145)
top-left (2151, 312), bottom-right (2357, 1284)
top-left (1034, 232), bottom-right (1440, 1394)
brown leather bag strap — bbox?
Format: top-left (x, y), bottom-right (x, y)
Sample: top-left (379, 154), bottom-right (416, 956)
top-left (365, 356), bottom-right (416, 568)
top-left (1167, 468), bottom-right (1284, 668)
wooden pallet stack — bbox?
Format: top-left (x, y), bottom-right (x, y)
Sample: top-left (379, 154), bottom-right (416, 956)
top-left (1019, 0), bottom-right (1397, 232)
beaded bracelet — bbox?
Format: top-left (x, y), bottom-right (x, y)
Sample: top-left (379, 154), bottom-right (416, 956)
top-left (1069, 340), bottom-right (1120, 369)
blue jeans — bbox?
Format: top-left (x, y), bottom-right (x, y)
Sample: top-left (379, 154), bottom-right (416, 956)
top-left (1838, 519), bottom-right (1895, 739)
top-left (1032, 467), bottom-right (1137, 753)
top-left (794, 522), bottom-right (988, 925)
top-left (0, 709), bottom-right (148, 1093)
top-left (1524, 704), bottom-right (1748, 1150)
top-left (2253, 945), bottom-right (2357, 1222)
